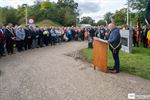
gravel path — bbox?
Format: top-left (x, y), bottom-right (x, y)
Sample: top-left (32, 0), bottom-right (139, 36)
top-left (0, 41), bottom-right (150, 100)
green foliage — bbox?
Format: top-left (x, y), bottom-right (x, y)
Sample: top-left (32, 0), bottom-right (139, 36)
top-left (104, 12), bottom-right (113, 24)
top-left (129, 0), bottom-right (148, 12)
top-left (0, 7), bottom-right (18, 25)
top-left (128, 0), bottom-right (148, 25)
top-left (0, 0), bottom-right (78, 26)
top-left (41, 1), bottom-right (49, 10)
top-left (112, 8), bottom-right (127, 26)
top-left (35, 19), bottom-right (60, 27)
top-left (57, 0), bottom-right (78, 26)
top-left (103, 0), bottom-right (148, 26)
top-left (82, 47), bottom-right (150, 80)
top-left (80, 16), bottom-right (95, 25)
top-left (97, 20), bottom-right (107, 26)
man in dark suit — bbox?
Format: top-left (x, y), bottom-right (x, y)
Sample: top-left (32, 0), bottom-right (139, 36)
top-left (4, 25), bottom-right (15, 55)
top-left (107, 23), bottom-right (121, 73)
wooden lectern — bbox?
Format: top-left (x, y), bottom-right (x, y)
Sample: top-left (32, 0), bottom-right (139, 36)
top-left (93, 37), bottom-right (108, 73)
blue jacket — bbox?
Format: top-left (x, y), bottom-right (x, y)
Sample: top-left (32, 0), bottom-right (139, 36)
top-left (108, 27), bottom-right (121, 51)
top-left (16, 29), bottom-right (25, 41)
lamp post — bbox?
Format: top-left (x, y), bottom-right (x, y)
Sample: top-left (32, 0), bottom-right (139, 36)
top-left (127, 0), bottom-right (129, 26)
top-left (23, 4), bottom-right (28, 25)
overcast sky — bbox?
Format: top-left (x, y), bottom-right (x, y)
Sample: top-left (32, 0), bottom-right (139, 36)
top-left (0, 0), bottom-right (127, 21)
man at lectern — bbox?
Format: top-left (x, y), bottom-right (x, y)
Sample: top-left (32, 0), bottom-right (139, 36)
top-left (107, 23), bottom-right (121, 73)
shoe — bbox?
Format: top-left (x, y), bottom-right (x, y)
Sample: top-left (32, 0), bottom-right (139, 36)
top-left (109, 70), bottom-right (120, 74)
top-left (108, 68), bottom-right (115, 70)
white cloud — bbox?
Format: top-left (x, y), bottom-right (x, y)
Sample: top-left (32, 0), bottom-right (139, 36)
top-left (78, 0), bottom-right (127, 21)
top-left (0, 0), bottom-right (34, 8)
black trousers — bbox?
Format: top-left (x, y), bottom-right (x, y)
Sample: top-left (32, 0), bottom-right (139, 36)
top-left (43, 36), bottom-right (49, 46)
top-left (111, 49), bottom-right (120, 72)
top-left (133, 38), bottom-right (139, 47)
top-left (27, 38), bottom-right (32, 49)
top-left (143, 37), bottom-right (148, 48)
top-left (24, 38), bottom-right (28, 50)
top-left (38, 37), bottom-right (43, 47)
top-left (0, 41), bottom-right (5, 56)
top-left (16, 40), bottom-right (24, 52)
top-left (51, 36), bottom-right (56, 45)
top-left (6, 41), bottom-right (14, 54)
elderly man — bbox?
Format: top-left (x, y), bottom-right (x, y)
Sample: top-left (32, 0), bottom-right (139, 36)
top-left (107, 23), bottom-right (121, 73)
top-left (15, 26), bottom-right (25, 52)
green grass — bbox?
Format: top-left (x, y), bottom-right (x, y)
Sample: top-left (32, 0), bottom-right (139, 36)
top-left (20, 19), bottom-right (61, 27)
top-left (82, 47), bottom-right (150, 80)
top-left (35, 19), bottom-right (61, 27)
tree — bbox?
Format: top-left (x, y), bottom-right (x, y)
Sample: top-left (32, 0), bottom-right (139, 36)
top-left (128, 0), bottom-right (148, 24)
top-left (97, 20), bottom-right (107, 26)
top-left (0, 7), bottom-right (18, 25)
top-left (129, 0), bottom-right (148, 12)
top-left (57, 0), bottom-right (78, 26)
top-left (112, 8), bottom-right (127, 26)
top-left (0, 0), bottom-right (79, 26)
top-left (41, 0), bottom-right (53, 10)
top-left (104, 12), bottom-right (113, 24)
top-left (80, 17), bottom-right (95, 25)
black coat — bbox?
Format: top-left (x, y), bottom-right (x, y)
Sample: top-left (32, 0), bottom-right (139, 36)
top-left (89, 28), bottom-right (95, 38)
top-left (4, 29), bottom-right (15, 45)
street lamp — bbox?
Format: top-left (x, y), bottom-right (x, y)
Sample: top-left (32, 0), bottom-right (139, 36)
top-left (127, 0), bottom-right (129, 26)
top-left (23, 4), bottom-right (28, 25)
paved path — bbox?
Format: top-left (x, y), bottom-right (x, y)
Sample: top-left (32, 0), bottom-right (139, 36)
top-left (0, 41), bottom-right (150, 100)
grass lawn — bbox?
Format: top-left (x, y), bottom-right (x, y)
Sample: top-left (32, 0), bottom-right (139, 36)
top-left (35, 19), bottom-right (60, 27)
top-left (82, 47), bottom-right (150, 80)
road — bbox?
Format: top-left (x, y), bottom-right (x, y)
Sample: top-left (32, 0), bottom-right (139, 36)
top-left (0, 41), bottom-right (150, 100)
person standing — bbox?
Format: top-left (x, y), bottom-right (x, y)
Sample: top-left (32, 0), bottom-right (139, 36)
top-left (107, 23), bottom-right (121, 73)
top-left (24, 26), bottom-right (29, 50)
top-left (43, 28), bottom-right (49, 46)
top-left (15, 26), bottom-right (25, 52)
top-left (132, 27), bottom-right (137, 47)
top-left (50, 28), bottom-right (56, 45)
top-left (142, 25), bottom-right (149, 48)
top-left (80, 28), bottom-right (85, 41)
top-left (89, 28), bottom-right (96, 41)
top-left (0, 25), bottom-right (6, 57)
top-left (100, 26), bottom-right (106, 40)
top-left (34, 26), bottom-right (40, 48)
top-left (66, 28), bottom-right (72, 41)
top-left (4, 25), bottom-right (15, 55)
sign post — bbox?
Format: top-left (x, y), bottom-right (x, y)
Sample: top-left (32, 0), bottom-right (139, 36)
top-left (28, 19), bottom-right (34, 24)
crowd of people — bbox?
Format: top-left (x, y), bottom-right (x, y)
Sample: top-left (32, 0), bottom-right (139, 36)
top-left (0, 23), bottom-right (89, 58)
top-left (0, 23), bottom-right (150, 58)
top-left (132, 25), bottom-right (150, 48)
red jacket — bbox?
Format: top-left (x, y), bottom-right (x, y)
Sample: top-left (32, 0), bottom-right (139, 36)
top-left (0, 30), bottom-right (6, 43)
